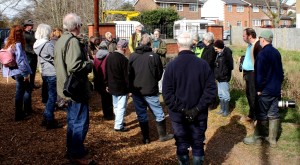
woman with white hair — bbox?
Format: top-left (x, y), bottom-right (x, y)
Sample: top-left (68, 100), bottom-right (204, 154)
top-left (202, 32), bottom-right (217, 70)
top-left (33, 23), bottom-right (62, 129)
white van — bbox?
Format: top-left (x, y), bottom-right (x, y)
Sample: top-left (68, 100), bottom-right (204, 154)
top-left (173, 19), bottom-right (215, 39)
top-left (113, 21), bottom-right (142, 40)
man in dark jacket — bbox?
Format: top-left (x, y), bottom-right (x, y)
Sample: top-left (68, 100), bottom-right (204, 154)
top-left (23, 19), bottom-right (38, 90)
top-left (162, 31), bottom-right (217, 164)
top-left (244, 30), bottom-right (284, 148)
top-left (213, 40), bottom-right (234, 116)
top-left (106, 40), bottom-right (129, 132)
top-left (129, 33), bottom-right (173, 144)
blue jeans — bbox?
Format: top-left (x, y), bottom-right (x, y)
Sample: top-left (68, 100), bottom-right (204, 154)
top-left (217, 82), bottom-right (230, 101)
top-left (112, 95), bottom-right (128, 129)
top-left (257, 94), bottom-right (280, 120)
top-left (132, 94), bottom-right (165, 123)
top-left (42, 76), bottom-right (57, 121)
top-left (14, 74), bottom-right (32, 115)
top-left (172, 120), bottom-right (207, 156)
top-left (66, 101), bottom-right (89, 158)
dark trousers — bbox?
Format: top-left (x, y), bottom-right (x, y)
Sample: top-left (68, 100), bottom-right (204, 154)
top-left (26, 53), bottom-right (38, 88)
top-left (257, 94), bottom-right (280, 120)
top-left (99, 91), bottom-right (114, 119)
top-left (171, 119), bottom-right (207, 157)
top-left (243, 71), bottom-right (257, 120)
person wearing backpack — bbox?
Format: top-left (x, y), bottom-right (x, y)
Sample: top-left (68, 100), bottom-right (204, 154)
top-left (2, 25), bottom-right (32, 121)
top-left (33, 23), bottom-right (62, 129)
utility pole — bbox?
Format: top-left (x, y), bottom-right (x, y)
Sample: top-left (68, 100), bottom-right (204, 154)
top-left (94, 0), bottom-right (99, 37)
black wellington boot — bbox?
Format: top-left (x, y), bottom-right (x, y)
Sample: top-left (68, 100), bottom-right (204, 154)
top-left (139, 121), bottom-right (150, 144)
top-left (156, 119), bottom-right (174, 142)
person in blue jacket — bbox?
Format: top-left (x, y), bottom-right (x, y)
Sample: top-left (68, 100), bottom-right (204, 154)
top-left (2, 25), bottom-right (32, 121)
top-left (162, 31), bottom-right (217, 165)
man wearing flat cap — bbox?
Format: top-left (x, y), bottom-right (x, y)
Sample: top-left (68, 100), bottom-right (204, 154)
top-left (106, 40), bottom-right (130, 132)
top-left (23, 19), bottom-right (38, 90)
top-left (244, 30), bottom-right (284, 148)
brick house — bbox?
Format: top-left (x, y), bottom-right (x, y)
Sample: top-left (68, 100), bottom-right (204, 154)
top-left (134, 0), bottom-right (204, 19)
top-left (201, 0), bottom-right (292, 30)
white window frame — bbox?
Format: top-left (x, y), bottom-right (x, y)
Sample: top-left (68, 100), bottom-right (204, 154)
top-left (226, 21), bottom-right (230, 27)
top-left (253, 6), bottom-right (259, 12)
top-left (252, 19), bottom-right (261, 27)
top-left (177, 4), bottom-right (183, 11)
top-left (189, 4), bottom-right (197, 12)
top-left (160, 3), bottom-right (170, 8)
top-left (263, 6), bottom-right (267, 13)
top-left (236, 5), bottom-right (244, 12)
top-left (237, 21), bottom-right (242, 26)
top-left (271, 7), bottom-right (277, 13)
top-left (227, 5), bottom-right (232, 12)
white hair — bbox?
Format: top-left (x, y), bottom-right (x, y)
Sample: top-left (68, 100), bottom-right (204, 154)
top-left (202, 32), bottom-right (214, 44)
top-left (140, 33), bottom-right (151, 46)
top-left (177, 31), bottom-right (193, 48)
top-left (63, 13), bottom-right (81, 31)
top-left (35, 23), bottom-right (52, 40)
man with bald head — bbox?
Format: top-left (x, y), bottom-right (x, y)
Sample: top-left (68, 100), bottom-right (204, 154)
top-left (162, 31), bottom-right (217, 164)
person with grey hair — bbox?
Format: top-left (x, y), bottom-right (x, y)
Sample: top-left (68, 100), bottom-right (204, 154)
top-left (104, 31), bottom-right (117, 52)
top-left (202, 32), bottom-right (217, 70)
top-left (162, 31), bottom-right (217, 164)
top-left (191, 33), bottom-right (205, 58)
top-left (129, 23), bottom-right (145, 53)
top-left (129, 33), bottom-right (173, 144)
top-left (54, 13), bottom-right (95, 164)
top-left (33, 23), bottom-right (62, 129)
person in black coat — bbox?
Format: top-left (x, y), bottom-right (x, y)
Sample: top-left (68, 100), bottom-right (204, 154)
top-left (129, 33), bottom-right (173, 144)
top-left (162, 31), bottom-right (217, 164)
top-left (213, 40), bottom-right (234, 116)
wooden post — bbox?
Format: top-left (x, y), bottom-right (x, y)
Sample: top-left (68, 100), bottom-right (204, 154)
top-left (93, 0), bottom-right (99, 37)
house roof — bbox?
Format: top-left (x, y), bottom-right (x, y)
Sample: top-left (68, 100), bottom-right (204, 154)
top-left (155, 0), bottom-right (204, 4)
top-left (242, 0), bottom-right (276, 6)
top-left (222, 0), bottom-right (248, 5)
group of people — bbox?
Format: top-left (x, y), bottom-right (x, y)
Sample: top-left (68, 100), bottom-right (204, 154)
top-left (1, 12), bottom-right (284, 164)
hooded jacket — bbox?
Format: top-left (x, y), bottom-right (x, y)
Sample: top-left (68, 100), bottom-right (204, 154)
top-left (129, 45), bottom-right (163, 95)
top-left (34, 39), bottom-right (56, 76)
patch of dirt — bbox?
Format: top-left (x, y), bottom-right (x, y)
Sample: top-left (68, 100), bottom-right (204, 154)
top-left (0, 74), bottom-right (299, 165)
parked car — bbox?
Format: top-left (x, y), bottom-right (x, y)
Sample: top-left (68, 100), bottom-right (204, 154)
top-left (223, 30), bottom-right (230, 40)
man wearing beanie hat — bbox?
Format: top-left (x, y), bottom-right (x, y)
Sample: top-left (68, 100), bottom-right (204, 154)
top-left (213, 39), bottom-right (233, 117)
top-left (93, 41), bottom-right (114, 121)
top-left (23, 19), bottom-right (38, 91)
top-left (106, 39), bottom-right (129, 132)
top-left (244, 30), bottom-right (284, 148)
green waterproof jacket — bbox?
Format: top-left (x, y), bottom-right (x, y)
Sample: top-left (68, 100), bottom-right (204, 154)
top-left (54, 31), bottom-right (93, 103)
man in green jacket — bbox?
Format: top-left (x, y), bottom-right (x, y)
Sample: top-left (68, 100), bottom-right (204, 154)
top-left (54, 13), bottom-right (95, 165)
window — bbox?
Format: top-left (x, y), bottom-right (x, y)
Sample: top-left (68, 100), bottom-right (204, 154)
top-left (252, 19), bottom-right (261, 27)
top-left (253, 6), bottom-right (259, 12)
top-left (263, 6), bottom-right (267, 12)
top-left (265, 20), bottom-right (271, 25)
top-left (237, 21), bottom-right (242, 26)
top-left (226, 21), bottom-right (230, 27)
top-left (177, 4), bottom-right (183, 11)
top-left (227, 5), bottom-right (232, 12)
top-left (236, 5), bottom-right (244, 12)
top-left (189, 4), bottom-right (197, 11)
top-left (271, 7), bottom-right (276, 13)
top-left (160, 3), bottom-right (170, 8)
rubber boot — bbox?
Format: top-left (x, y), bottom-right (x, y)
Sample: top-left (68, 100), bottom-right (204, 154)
top-left (177, 155), bottom-right (189, 165)
top-left (222, 100), bottom-right (230, 117)
top-left (217, 99), bottom-right (224, 114)
top-left (266, 119), bottom-right (280, 148)
top-left (193, 156), bottom-right (204, 165)
top-left (139, 121), bottom-right (150, 144)
top-left (156, 119), bottom-right (174, 142)
top-left (243, 120), bottom-right (268, 145)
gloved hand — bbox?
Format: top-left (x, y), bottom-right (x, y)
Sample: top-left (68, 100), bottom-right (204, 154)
top-left (184, 107), bottom-right (199, 122)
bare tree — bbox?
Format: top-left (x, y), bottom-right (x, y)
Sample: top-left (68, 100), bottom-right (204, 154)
top-left (260, 0), bottom-right (289, 27)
